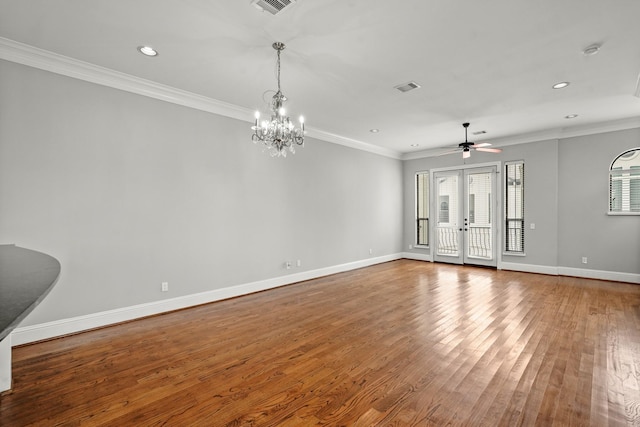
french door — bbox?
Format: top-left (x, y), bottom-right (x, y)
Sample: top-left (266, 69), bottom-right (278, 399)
top-left (432, 166), bottom-right (497, 267)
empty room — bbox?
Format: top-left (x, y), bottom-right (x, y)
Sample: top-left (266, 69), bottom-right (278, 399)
top-left (1, 0), bottom-right (639, 425)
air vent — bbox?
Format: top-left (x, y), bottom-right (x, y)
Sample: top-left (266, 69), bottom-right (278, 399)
top-left (394, 81), bottom-right (421, 93)
top-left (473, 130), bottom-right (487, 135)
top-left (251, 0), bottom-right (296, 15)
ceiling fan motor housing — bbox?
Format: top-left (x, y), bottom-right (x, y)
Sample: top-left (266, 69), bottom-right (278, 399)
top-left (460, 123), bottom-right (474, 148)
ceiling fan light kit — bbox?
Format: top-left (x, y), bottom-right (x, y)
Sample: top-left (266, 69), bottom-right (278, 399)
top-left (439, 122), bottom-right (503, 159)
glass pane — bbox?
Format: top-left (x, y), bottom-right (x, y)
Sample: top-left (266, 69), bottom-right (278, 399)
top-left (416, 173), bottom-right (429, 245)
top-left (436, 174), bottom-right (459, 256)
top-left (610, 148), bottom-right (640, 213)
top-left (631, 166), bottom-right (640, 211)
top-left (467, 172), bottom-right (492, 259)
top-left (505, 162), bottom-right (525, 252)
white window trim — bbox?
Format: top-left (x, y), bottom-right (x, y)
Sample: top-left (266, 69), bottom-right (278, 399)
top-left (415, 170), bottom-right (430, 248)
top-left (504, 160), bottom-right (525, 254)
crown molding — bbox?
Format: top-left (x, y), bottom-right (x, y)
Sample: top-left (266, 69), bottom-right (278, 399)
top-left (306, 128), bottom-right (402, 159)
top-left (402, 116), bottom-right (640, 160)
top-left (3, 37), bottom-right (634, 163)
top-left (0, 37), bottom-right (398, 160)
top-left (0, 37), bottom-right (253, 121)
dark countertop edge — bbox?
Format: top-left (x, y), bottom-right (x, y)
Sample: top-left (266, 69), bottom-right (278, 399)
top-left (0, 245), bottom-right (61, 342)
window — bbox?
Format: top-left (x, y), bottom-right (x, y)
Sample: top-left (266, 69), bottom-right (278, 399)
top-left (505, 161), bottom-right (524, 253)
top-left (439, 197), bottom-right (450, 223)
top-left (416, 172), bottom-right (429, 246)
top-left (609, 148), bottom-right (640, 214)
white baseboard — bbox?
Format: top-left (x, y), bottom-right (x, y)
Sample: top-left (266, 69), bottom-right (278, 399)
top-left (401, 252), bottom-right (433, 262)
top-left (11, 253), bottom-right (402, 346)
top-left (557, 267), bottom-right (640, 284)
top-left (12, 254), bottom-right (638, 346)
top-left (501, 262), bottom-right (640, 284)
top-left (500, 262), bottom-right (559, 276)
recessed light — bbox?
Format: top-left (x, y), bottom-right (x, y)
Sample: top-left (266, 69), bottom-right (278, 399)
top-left (552, 81), bottom-right (570, 89)
top-left (410, 144), bottom-right (420, 147)
top-left (369, 129), bottom-right (379, 133)
top-left (137, 46), bottom-right (158, 57)
top-left (583, 44), bottom-right (601, 56)
top-left (565, 114), bottom-right (578, 119)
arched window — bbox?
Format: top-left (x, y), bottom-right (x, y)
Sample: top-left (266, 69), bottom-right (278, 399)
top-left (609, 147), bottom-right (640, 214)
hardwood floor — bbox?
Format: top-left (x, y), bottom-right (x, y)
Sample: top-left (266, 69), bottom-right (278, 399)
top-left (1, 260), bottom-right (640, 426)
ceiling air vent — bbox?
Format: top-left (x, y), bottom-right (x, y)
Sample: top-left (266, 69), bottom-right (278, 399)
top-left (394, 81), bottom-right (421, 93)
top-left (251, 0), bottom-right (296, 15)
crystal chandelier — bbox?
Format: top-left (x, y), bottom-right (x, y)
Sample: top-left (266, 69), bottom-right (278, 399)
top-left (252, 42), bottom-right (305, 157)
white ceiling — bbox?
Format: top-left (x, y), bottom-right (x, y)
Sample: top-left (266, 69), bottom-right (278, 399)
top-left (1, 0), bottom-right (639, 158)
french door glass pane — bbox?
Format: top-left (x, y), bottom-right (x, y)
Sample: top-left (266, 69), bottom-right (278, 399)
top-left (436, 174), bottom-right (459, 256)
top-left (467, 172), bottom-right (492, 259)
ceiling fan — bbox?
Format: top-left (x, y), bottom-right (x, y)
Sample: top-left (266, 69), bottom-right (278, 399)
top-left (440, 123), bottom-right (502, 159)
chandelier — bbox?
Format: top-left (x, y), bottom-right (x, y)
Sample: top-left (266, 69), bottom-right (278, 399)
top-left (251, 42), bottom-right (305, 157)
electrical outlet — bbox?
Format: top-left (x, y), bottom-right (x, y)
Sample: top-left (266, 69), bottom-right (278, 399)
top-left (285, 261), bottom-right (292, 269)
top-left (530, 223), bottom-right (536, 230)
top-left (296, 260), bottom-right (301, 267)
top-left (369, 248), bottom-right (373, 255)
top-left (409, 244), bottom-right (413, 250)
top-left (161, 282), bottom-right (169, 292)
top-left (582, 257), bottom-right (588, 264)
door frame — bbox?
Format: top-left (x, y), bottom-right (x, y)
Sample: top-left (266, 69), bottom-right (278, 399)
top-left (430, 161), bottom-right (502, 268)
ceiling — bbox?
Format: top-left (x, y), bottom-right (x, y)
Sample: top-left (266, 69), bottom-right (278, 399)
top-left (1, 0), bottom-right (640, 158)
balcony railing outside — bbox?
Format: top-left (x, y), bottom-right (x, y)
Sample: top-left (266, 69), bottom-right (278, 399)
top-left (506, 218), bottom-right (524, 253)
top-left (417, 218), bottom-right (429, 246)
top-left (468, 225), bottom-right (491, 258)
top-left (436, 225), bottom-right (493, 259)
top-left (436, 226), bottom-right (459, 255)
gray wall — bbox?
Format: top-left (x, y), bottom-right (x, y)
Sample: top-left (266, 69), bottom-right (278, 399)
top-left (403, 129), bottom-right (640, 275)
top-left (2, 56), bottom-right (637, 330)
top-left (558, 128), bottom-right (640, 273)
top-left (0, 60), bottom-right (404, 325)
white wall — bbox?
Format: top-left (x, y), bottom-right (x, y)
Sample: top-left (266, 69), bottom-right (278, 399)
top-left (0, 59), bottom-right (404, 328)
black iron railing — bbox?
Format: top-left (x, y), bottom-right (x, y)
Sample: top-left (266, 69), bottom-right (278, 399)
top-left (505, 218), bottom-right (524, 253)
top-left (417, 218), bottom-right (429, 246)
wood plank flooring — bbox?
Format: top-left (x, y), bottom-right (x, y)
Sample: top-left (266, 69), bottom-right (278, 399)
top-left (1, 260), bottom-right (640, 426)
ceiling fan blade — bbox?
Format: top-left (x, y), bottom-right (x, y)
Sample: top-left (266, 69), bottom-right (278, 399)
top-left (474, 142), bottom-right (492, 148)
top-left (475, 147), bottom-right (502, 153)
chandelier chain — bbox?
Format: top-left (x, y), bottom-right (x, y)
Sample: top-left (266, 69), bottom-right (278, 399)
top-left (276, 48), bottom-right (281, 94)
